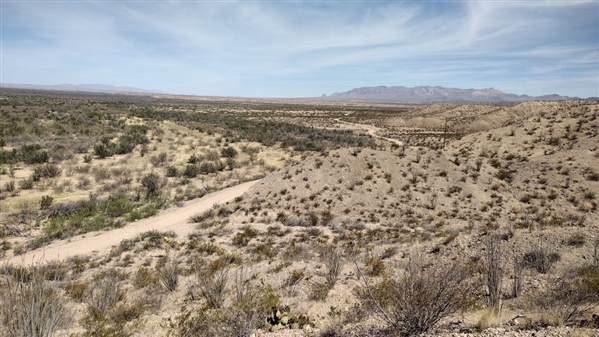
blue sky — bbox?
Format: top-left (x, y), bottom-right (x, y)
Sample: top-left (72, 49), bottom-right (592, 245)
top-left (1, 0), bottom-right (598, 98)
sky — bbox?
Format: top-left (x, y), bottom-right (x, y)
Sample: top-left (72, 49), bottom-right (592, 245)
top-left (1, 0), bottom-right (598, 98)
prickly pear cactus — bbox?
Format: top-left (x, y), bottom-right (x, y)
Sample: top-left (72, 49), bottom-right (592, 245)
top-left (265, 306), bottom-right (311, 332)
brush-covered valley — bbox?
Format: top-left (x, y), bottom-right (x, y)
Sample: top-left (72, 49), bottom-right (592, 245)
top-left (1, 89), bottom-right (598, 337)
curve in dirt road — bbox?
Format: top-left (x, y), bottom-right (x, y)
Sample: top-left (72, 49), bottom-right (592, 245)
top-left (334, 119), bottom-right (404, 147)
top-left (6, 180), bottom-right (260, 266)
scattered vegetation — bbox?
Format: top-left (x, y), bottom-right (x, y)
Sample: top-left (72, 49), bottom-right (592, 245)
top-left (1, 91), bottom-right (598, 336)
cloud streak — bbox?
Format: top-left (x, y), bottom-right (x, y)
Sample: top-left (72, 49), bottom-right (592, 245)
top-left (2, 0), bottom-right (597, 97)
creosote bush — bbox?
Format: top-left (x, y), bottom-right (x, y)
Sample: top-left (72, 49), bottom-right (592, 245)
top-left (141, 172), bottom-right (161, 199)
top-left (355, 256), bottom-right (475, 336)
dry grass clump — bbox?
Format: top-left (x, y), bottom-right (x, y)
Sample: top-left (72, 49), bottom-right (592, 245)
top-left (0, 263), bottom-right (68, 337)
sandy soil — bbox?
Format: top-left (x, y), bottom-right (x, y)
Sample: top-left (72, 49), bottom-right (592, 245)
top-left (5, 180), bottom-right (260, 266)
top-left (334, 118), bottom-right (404, 146)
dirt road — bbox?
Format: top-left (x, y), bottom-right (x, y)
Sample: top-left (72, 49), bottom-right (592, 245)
top-left (334, 119), bottom-right (404, 146)
top-left (6, 180), bottom-right (260, 266)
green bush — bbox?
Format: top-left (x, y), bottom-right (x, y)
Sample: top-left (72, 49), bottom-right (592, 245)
top-left (166, 166), bottom-right (178, 177)
top-left (141, 173), bottom-right (161, 199)
top-left (40, 195), bottom-right (54, 210)
top-left (104, 196), bottom-right (134, 217)
top-left (183, 164), bottom-right (199, 178)
top-left (221, 146), bottom-right (238, 158)
top-left (94, 143), bottom-right (113, 159)
top-left (19, 144), bottom-right (49, 164)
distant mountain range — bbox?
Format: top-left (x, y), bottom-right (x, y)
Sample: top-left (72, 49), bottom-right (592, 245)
top-left (1, 83), bottom-right (163, 94)
top-left (323, 86), bottom-right (581, 103)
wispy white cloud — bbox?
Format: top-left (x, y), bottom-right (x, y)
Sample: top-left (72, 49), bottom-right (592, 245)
top-left (1, 0), bottom-right (597, 97)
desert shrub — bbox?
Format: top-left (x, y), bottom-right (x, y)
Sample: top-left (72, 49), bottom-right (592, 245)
top-left (380, 247), bottom-right (399, 260)
top-left (141, 172), bottom-right (161, 199)
top-left (284, 215), bottom-right (311, 227)
top-left (40, 195), bottom-right (54, 210)
top-left (133, 267), bottom-right (158, 289)
top-left (3, 180), bottom-right (15, 193)
top-left (355, 257), bottom-right (474, 336)
top-left (321, 246), bottom-right (343, 287)
top-left (19, 177), bottom-right (34, 190)
top-left (220, 146), bottom-right (238, 158)
top-left (309, 282), bottom-right (331, 301)
top-left (19, 144), bottom-right (49, 164)
top-left (192, 260), bottom-right (230, 309)
top-left (38, 194), bottom-right (135, 245)
top-left (93, 143), bottom-right (113, 159)
top-left (89, 270), bottom-right (127, 317)
top-left (586, 171), bottom-right (599, 181)
top-left (79, 267), bottom-right (138, 336)
top-left (577, 264), bottom-right (599, 297)
top-left (81, 295), bottom-right (143, 337)
top-left (65, 281), bottom-right (89, 302)
top-left (252, 244), bottom-right (279, 261)
top-left (0, 264), bottom-right (68, 337)
top-left (188, 242), bottom-right (225, 256)
top-left (165, 165), bottom-right (178, 177)
top-left (232, 226), bottom-right (258, 247)
top-left (166, 308), bottom-right (224, 337)
top-left (167, 284), bottom-right (280, 337)
top-left (158, 253), bottom-right (179, 292)
top-left (484, 236), bottom-right (503, 313)
top-left (284, 270), bottom-right (305, 291)
top-left (104, 195), bottom-right (134, 217)
top-left (34, 163), bottom-right (61, 179)
top-left (190, 209), bottom-right (215, 223)
top-left (567, 232), bottom-right (587, 247)
top-left (183, 164), bottom-right (199, 178)
top-left (126, 202), bottom-right (159, 221)
top-left (199, 161), bottom-right (224, 174)
top-left (114, 125), bottom-right (149, 155)
top-left (494, 169), bottom-right (513, 182)
top-left (528, 273), bottom-right (599, 325)
top-left (364, 255), bottom-right (386, 277)
top-left (137, 230), bottom-right (177, 250)
top-left (522, 249), bottom-right (560, 274)
top-left (38, 261), bottom-right (68, 281)
top-left (49, 201), bottom-right (79, 218)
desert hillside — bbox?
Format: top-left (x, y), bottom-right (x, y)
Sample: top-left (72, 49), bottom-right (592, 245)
top-left (1, 91), bottom-right (598, 337)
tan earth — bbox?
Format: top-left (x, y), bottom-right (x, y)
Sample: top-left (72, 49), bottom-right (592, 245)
top-left (5, 180), bottom-right (259, 266)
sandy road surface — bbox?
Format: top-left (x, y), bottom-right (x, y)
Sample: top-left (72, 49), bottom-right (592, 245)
top-left (334, 119), bottom-right (404, 146)
top-left (6, 180), bottom-right (260, 266)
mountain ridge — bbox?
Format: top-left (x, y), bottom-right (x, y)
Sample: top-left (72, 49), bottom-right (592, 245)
top-left (323, 85), bottom-right (580, 103)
